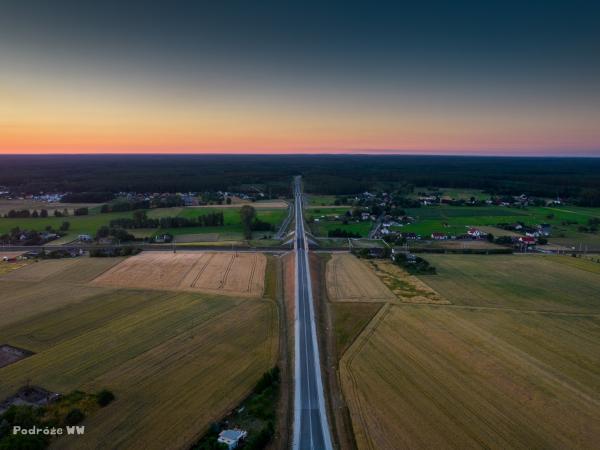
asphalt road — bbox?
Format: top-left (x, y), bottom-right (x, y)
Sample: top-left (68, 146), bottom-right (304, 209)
top-left (292, 176), bottom-right (333, 450)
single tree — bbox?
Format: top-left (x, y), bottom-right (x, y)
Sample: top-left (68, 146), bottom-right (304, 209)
top-left (240, 205), bottom-right (256, 239)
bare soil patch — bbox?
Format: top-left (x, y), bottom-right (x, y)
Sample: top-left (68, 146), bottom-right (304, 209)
top-left (92, 251), bottom-right (266, 297)
top-left (0, 344), bottom-right (33, 368)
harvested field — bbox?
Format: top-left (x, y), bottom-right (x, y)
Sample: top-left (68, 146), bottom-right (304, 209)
top-left (548, 254), bottom-right (600, 275)
top-left (331, 302), bottom-right (382, 359)
top-left (0, 258), bottom-right (126, 328)
top-left (0, 258), bottom-right (80, 281)
top-left (341, 305), bottom-right (600, 450)
top-left (0, 257), bottom-right (122, 283)
top-left (421, 254), bottom-right (600, 313)
top-left (1, 292), bottom-right (277, 450)
top-left (92, 251), bottom-right (267, 297)
top-left (367, 259), bottom-right (448, 304)
top-left (0, 260), bottom-right (29, 276)
top-left (0, 256), bottom-right (279, 449)
top-left (326, 254), bottom-right (395, 302)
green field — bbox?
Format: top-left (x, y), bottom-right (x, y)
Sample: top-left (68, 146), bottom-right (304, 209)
top-left (338, 253), bottom-right (600, 449)
top-left (164, 207), bottom-right (286, 239)
top-left (395, 205), bottom-right (600, 247)
top-left (307, 207), bottom-right (352, 217)
top-left (307, 195), bottom-right (351, 206)
top-left (0, 206), bottom-right (286, 243)
top-left (409, 187), bottom-right (489, 201)
top-left (306, 207), bottom-right (373, 237)
top-left (0, 257), bottom-right (278, 449)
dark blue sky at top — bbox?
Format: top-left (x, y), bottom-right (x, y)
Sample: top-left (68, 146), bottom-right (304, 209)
top-left (1, 0), bottom-right (599, 155)
top-left (2, 0), bottom-right (599, 87)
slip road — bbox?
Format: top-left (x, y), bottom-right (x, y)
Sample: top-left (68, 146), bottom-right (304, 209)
top-left (292, 176), bottom-right (334, 450)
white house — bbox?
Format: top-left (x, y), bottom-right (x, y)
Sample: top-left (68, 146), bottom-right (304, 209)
top-left (217, 429), bottom-right (248, 449)
top-left (467, 227), bottom-right (482, 238)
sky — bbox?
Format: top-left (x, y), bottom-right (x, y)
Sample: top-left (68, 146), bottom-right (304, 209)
top-left (1, 0), bottom-right (599, 156)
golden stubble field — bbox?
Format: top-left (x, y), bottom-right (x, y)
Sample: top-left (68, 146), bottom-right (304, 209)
top-left (341, 305), bottom-right (600, 449)
top-left (92, 251), bottom-right (266, 297)
top-left (326, 254), bottom-right (396, 302)
top-left (0, 253), bottom-right (278, 449)
top-left (337, 254), bottom-right (600, 449)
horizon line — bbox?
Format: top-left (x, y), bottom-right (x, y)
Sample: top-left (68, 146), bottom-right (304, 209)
top-left (0, 152), bottom-right (599, 158)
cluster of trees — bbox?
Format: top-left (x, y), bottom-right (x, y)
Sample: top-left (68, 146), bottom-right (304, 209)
top-left (578, 218), bottom-right (600, 233)
top-left (108, 211), bottom-right (224, 229)
top-left (73, 207), bottom-right (88, 216)
top-left (95, 226), bottom-right (136, 242)
top-left (240, 205), bottom-right (274, 239)
top-left (328, 228), bottom-right (361, 238)
top-left (192, 367), bottom-right (280, 450)
top-left (2, 155), bottom-right (599, 205)
top-left (3, 208), bottom-right (79, 219)
top-left (62, 192), bottom-right (114, 203)
top-left (394, 253), bottom-right (436, 274)
top-left (0, 224), bottom-right (67, 245)
top-left (0, 389), bottom-right (115, 450)
top-left (100, 195), bottom-right (184, 213)
top-left (101, 200), bottom-right (150, 213)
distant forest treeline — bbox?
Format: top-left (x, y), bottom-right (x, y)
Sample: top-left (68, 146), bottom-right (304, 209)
top-left (1, 155), bottom-right (600, 204)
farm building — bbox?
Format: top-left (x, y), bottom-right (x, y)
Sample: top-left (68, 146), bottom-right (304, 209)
top-left (518, 236), bottom-right (536, 246)
top-left (467, 227), bottom-right (483, 238)
top-left (537, 223), bottom-right (552, 236)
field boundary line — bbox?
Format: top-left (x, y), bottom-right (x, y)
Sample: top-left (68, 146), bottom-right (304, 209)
top-left (395, 302), bottom-right (600, 317)
top-left (177, 254), bottom-right (208, 287)
top-left (247, 253), bottom-right (258, 293)
top-left (340, 303), bottom-right (391, 450)
top-left (219, 253), bottom-right (236, 289)
top-left (86, 257), bottom-right (127, 283)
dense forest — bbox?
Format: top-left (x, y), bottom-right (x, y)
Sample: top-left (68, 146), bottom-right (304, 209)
top-left (1, 155), bottom-right (599, 204)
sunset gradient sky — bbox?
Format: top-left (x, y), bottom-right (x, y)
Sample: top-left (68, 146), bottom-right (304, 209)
top-left (1, 0), bottom-right (599, 155)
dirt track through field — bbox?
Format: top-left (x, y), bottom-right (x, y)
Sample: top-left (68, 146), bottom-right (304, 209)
top-left (92, 251), bottom-right (266, 297)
